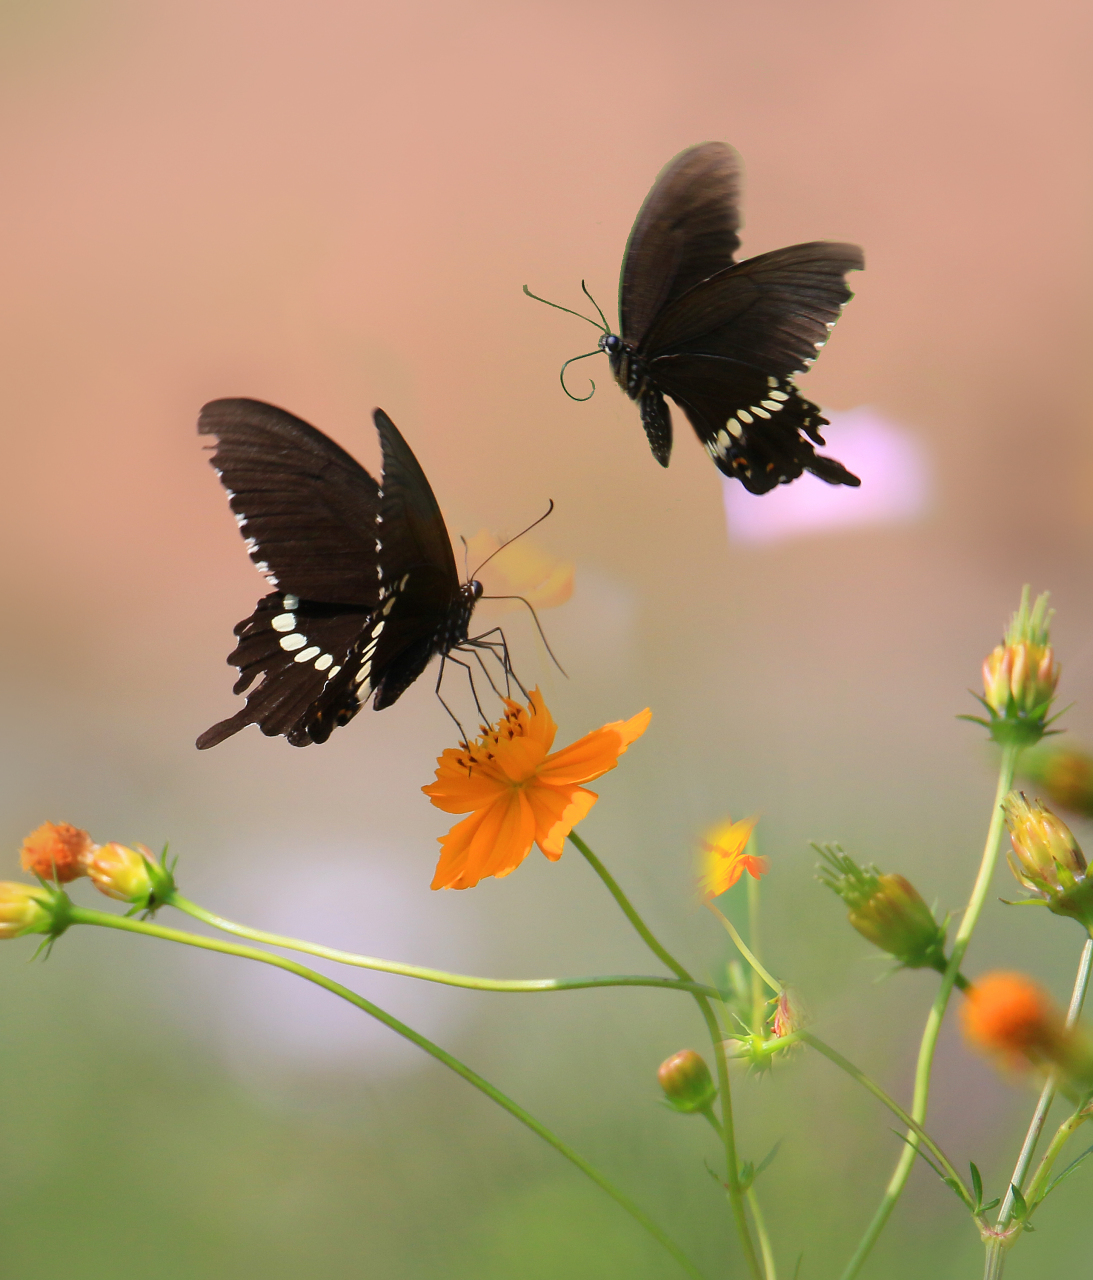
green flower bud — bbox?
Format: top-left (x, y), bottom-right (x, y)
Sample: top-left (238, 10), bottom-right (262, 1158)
top-left (816, 845), bottom-right (948, 972)
top-left (657, 1050), bottom-right (717, 1114)
top-left (1003, 792), bottom-right (1093, 929)
top-left (970, 587), bottom-right (1059, 747)
top-left (0, 881), bottom-right (69, 941)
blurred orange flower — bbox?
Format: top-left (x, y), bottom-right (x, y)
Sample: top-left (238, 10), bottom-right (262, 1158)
top-left (961, 971), bottom-right (1093, 1087)
top-left (462, 529), bottom-right (574, 611)
top-left (423, 688), bottom-right (650, 890)
top-left (20, 822), bottom-right (94, 883)
top-left (699, 816), bottom-right (765, 900)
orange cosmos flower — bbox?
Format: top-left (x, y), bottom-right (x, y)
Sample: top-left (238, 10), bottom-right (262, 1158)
top-left (699, 816), bottom-right (765, 900)
top-left (423, 688), bottom-right (650, 890)
top-left (20, 822), bottom-right (94, 883)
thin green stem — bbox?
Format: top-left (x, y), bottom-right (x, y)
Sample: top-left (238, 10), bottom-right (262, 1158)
top-left (68, 905), bottom-right (707, 1280)
top-left (839, 741), bottom-right (1020, 1280)
top-left (168, 893), bottom-right (717, 998)
top-left (567, 830), bottom-right (763, 1280)
top-left (747, 871), bottom-right (764, 1038)
top-left (983, 937), bottom-right (1093, 1278)
top-left (1022, 1105), bottom-right (1088, 1212)
top-left (707, 903), bottom-right (967, 1198)
top-left (746, 1187), bottom-right (778, 1280)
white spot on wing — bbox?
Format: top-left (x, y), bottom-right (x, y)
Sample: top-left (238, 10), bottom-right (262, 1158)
top-left (769, 390), bottom-right (789, 402)
top-left (371, 621), bottom-right (385, 638)
top-left (294, 646), bottom-right (321, 663)
top-left (727, 418), bottom-right (742, 438)
top-left (328, 665), bottom-right (342, 678)
top-left (315, 653), bottom-right (334, 671)
top-left (738, 409), bottom-right (753, 424)
top-left (283, 594), bottom-right (299, 610)
top-left (272, 613), bottom-right (296, 632)
top-left (280, 633), bottom-right (307, 651)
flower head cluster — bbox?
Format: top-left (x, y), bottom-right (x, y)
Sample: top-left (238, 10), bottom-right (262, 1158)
top-left (423, 689), bottom-right (650, 890)
top-left (969, 587), bottom-right (1060, 746)
top-left (699, 816), bottom-right (765, 900)
top-left (1002, 792), bottom-right (1093, 929)
top-left (816, 844), bottom-right (949, 973)
top-left (961, 972), bottom-right (1093, 1091)
top-left (3, 823), bottom-right (175, 932)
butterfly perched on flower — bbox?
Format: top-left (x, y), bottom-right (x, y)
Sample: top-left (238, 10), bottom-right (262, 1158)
top-left (196, 398), bottom-right (519, 748)
top-left (526, 141), bottom-right (864, 495)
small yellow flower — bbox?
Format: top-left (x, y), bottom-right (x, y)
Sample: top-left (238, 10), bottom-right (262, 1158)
top-left (87, 843), bottom-right (157, 904)
top-left (0, 882), bottom-right (57, 939)
top-left (699, 816), bottom-right (764, 900)
top-left (423, 689), bottom-right (650, 890)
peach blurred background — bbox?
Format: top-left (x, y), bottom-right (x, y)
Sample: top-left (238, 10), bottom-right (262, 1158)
top-left (0, 1), bottom-right (1090, 1277)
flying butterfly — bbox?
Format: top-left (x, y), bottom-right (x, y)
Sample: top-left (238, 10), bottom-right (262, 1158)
top-left (525, 141), bottom-right (864, 495)
top-left (196, 398), bottom-right (530, 749)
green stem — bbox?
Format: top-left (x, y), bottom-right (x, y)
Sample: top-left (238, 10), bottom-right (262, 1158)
top-left (747, 835), bottom-right (765, 1038)
top-left (567, 831), bottom-right (763, 1280)
top-left (746, 1187), bottom-right (778, 1280)
top-left (983, 936), bottom-right (1093, 1278)
top-left (167, 893), bottom-right (717, 998)
top-left (707, 903), bottom-right (968, 1199)
top-left (68, 905), bottom-right (708, 1280)
top-left (839, 741), bottom-right (1020, 1280)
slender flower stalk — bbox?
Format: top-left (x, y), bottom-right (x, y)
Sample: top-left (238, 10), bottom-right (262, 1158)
top-left (983, 938), bottom-right (1093, 1279)
top-left (67, 903), bottom-right (708, 1280)
top-left (169, 892), bottom-right (718, 997)
top-left (567, 830), bottom-right (764, 1280)
top-left (707, 902), bottom-right (969, 1197)
top-left (839, 741), bottom-right (1021, 1280)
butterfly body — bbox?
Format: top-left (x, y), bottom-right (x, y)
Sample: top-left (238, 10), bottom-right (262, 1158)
top-left (196, 398), bottom-right (489, 748)
top-left (567, 142), bottom-right (865, 494)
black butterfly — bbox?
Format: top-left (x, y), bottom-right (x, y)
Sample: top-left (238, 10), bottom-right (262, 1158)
top-left (526, 142), bottom-right (864, 495)
top-left (196, 398), bottom-right (514, 749)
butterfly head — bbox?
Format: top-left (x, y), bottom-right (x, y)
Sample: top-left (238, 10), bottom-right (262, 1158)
top-left (466, 579), bottom-right (484, 602)
top-left (598, 333), bottom-right (621, 355)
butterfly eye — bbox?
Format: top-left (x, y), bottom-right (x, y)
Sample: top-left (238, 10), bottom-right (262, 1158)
top-left (471, 580), bottom-right (484, 600)
top-left (599, 334), bottom-right (621, 353)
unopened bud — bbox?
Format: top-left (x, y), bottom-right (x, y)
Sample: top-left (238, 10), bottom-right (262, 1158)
top-left (973, 588), bottom-right (1059, 746)
top-left (87, 843), bottom-right (173, 908)
top-left (1002, 792), bottom-right (1093, 928)
top-left (20, 822), bottom-right (93, 884)
top-left (657, 1050), bottom-right (717, 1114)
top-left (770, 988), bottom-right (803, 1041)
top-left (816, 845), bottom-right (948, 972)
top-left (961, 971), bottom-right (1093, 1091)
top-left (0, 882), bottom-right (62, 939)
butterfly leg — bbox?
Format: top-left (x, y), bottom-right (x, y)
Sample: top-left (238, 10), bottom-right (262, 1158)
top-left (467, 647), bottom-right (506, 700)
top-left (465, 628), bottom-right (529, 699)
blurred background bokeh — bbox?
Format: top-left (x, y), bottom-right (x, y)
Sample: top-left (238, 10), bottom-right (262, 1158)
top-left (0, 0), bottom-right (1090, 1276)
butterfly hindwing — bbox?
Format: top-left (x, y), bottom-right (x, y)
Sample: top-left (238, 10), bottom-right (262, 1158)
top-left (196, 592), bottom-right (373, 748)
top-left (649, 354), bottom-right (859, 494)
top-left (620, 141), bottom-right (743, 347)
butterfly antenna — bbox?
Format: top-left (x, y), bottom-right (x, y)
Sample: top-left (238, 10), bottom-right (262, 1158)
top-left (480, 595), bottom-right (567, 677)
top-left (522, 284), bottom-right (608, 332)
top-left (460, 533), bottom-right (470, 580)
top-left (469, 499), bottom-right (556, 578)
top-left (580, 280), bottom-right (610, 332)
top-left (559, 350), bottom-right (600, 401)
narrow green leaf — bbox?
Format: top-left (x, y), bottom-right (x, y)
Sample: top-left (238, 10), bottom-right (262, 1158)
top-left (970, 1162), bottom-right (984, 1207)
top-left (1010, 1184), bottom-right (1030, 1223)
top-left (754, 1139), bottom-right (783, 1180)
top-left (980, 1197), bottom-right (1000, 1213)
top-left (792, 1253), bottom-right (804, 1280)
top-left (1039, 1143), bottom-right (1093, 1202)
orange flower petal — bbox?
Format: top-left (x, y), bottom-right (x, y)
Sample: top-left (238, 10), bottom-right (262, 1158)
top-left (526, 781), bottom-right (599, 859)
top-left (422, 754), bottom-right (510, 814)
top-left (523, 688), bottom-right (558, 752)
top-left (431, 791), bottom-right (537, 890)
top-left (536, 708), bottom-right (651, 786)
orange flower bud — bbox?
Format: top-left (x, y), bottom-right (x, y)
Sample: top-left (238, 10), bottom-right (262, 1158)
top-left (20, 822), bottom-right (94, 884)
top-left (1003, 792), bottom-right (1093, 928)
top-left (87, 843), bottom-right (157, 905)
top-left (972, 588), bottom-right (1059, 746)
top-left (657, 1050), bottom-right (717, 1114)
top-left (961, 972), bottom-right (1093, 1088)
top-left (0, 882), bottom-right (59, 939)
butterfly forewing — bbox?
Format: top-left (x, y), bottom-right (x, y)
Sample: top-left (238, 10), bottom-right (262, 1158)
top-left (198, 398), bottom-right (382, 605)
top-left (619, 141), bottom-right (743, 346)
top-left (640, 242), bottom-right (865, 373)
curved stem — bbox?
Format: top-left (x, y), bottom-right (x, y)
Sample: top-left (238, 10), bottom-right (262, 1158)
top-left (69, 905), bottom-right (707, 1280)
top-left (167, 894), bottom-right (717, 998)
top-left (839, 741), bottom-right (1020, 1280)
top-left (707, 902), bottom-right (967, 1198)
top-left (567, 831), bottom-right (763, 1280)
